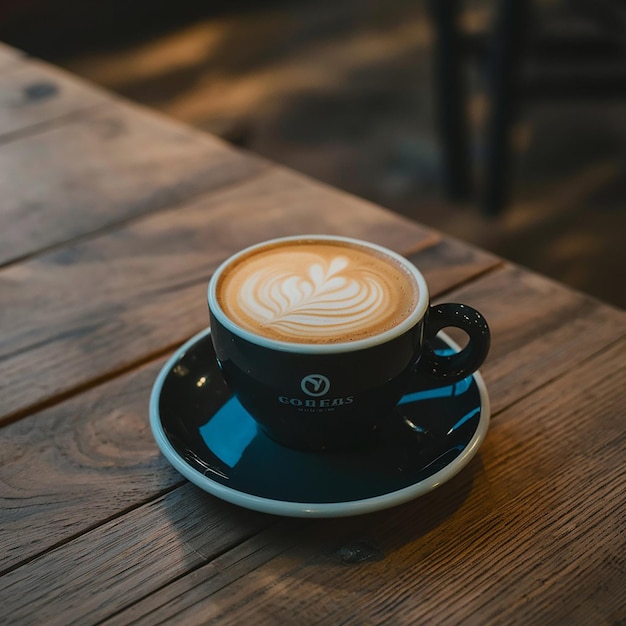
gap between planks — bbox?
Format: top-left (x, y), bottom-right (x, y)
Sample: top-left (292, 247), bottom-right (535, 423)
top-left (90, 522), bottom-right (305, 626)
top-left (0, 480), bottom-right (186, 579)
top-left (0, 164), bottom-right (271, 272)
top-left (429, 259), bottom-right (506, 300)
top-left (0, 101), bottom-right (106, 148)
top-left (0, 333), bottom-right (198, 427)
top-left (489, 330), bottom-right (626, 420)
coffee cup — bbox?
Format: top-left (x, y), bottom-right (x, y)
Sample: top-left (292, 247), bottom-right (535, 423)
top-left (208, 235), bottom-right (490, 451)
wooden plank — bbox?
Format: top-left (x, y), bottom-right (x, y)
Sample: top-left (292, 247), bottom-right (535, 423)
top-left (0, 59), bottom-right (110, 139)
top-left (0, 358), bottom-right (182, 572)
top-left (406, 237), bottom-right (501, 296)
top-left (0, 167), bottom-right (437, 421)
top-left (100, 338), bottom-right (626, 626)
top-left (430, 266), bottom-right (626, 414)
top-left (0, 102), bottom-right (267, 265)
top-left (0, 483), bottom-right (275, 626)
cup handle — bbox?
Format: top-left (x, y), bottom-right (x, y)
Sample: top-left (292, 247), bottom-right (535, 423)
top-left (417, 303), bottom-right (491, 383)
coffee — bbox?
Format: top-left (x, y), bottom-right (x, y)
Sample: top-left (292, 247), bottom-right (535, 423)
top-left (215, 239), bottom-right (420, 344)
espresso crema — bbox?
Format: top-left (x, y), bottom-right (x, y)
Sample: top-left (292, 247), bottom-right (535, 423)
top-left (216, 240), bottom-right (419, 344)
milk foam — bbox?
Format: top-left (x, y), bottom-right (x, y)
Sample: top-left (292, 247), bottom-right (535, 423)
top-left (217, 242), bottom-right (418, 343)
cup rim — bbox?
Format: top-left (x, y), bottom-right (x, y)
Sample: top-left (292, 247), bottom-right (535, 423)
top-left (207, 234), bottom-right (429, 354)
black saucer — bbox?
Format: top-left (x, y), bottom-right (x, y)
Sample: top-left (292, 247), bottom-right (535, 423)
top-left (150, 328), bottom-right (490, 517)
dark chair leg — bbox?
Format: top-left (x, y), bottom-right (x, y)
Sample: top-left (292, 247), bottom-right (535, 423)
top-left (428, 0), bottom-right (472, 201)
top-left (482, 0), bottom-right (530, 215)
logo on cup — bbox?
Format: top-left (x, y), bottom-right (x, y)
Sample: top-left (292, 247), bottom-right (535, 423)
top-left (300, 374), bottom-right (330, 397)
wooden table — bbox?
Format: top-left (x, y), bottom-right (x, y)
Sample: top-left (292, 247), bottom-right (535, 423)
top-left (1, 43), bottom-right (625, 625)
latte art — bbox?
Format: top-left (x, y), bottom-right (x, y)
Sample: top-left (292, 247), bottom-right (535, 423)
top-left (238, 254), bottom-right (387, 339)
top-left (216, 241), bottom-right (419, 344)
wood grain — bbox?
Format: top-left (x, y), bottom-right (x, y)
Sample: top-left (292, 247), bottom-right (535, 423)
top-left (0, 100), bottom-right (267, 265)
top-left (0, 358), bottom-right (183, 572)
top-left (0, 60), bottom-right (110, 140)
top-left (101, 338), bottom-right (626, 626)
top-left (432, 265), bottom-right (626, 414)
top-left (0, 166), bottom-right (436, 421)
top-left (0, 483), bottom-right (274, 626)
top-left (1, 263), bottom-right (624, 624)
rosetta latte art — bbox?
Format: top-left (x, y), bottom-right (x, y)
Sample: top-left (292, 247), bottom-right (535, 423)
top-left (238, 254), bottom-right (385, 340)
top-left (218, 242), bottom-right (418, 343)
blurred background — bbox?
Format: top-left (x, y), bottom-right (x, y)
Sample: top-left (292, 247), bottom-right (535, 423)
top-left (1, 0), bottom-right (624, 307)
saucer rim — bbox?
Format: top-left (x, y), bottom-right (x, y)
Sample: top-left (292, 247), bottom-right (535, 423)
top-left (150, 327), bottom-right (490, 518)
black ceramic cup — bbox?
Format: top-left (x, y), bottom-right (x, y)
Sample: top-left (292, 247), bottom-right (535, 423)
top-left (208, 235), bottom-right (490, 451)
